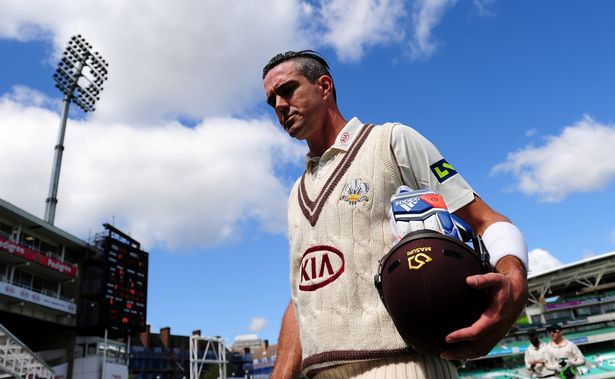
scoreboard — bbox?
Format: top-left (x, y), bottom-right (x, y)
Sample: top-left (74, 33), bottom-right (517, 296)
top-left (100, 223), bottom-right (148, 332)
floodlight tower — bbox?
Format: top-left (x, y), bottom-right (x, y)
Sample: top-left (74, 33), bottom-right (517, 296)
top-left (44, 35), bottom-right (109, 224)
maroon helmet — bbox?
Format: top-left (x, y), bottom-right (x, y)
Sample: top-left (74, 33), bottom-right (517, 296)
top-left (375, 230), bottom-right (493, 356)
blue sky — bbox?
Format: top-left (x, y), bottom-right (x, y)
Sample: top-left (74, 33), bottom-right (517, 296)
top-left (1, 0), bottom-right (615, 345)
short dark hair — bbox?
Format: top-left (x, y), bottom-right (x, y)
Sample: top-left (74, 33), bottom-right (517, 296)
top-left (547, 323), bottom-right (562, 332)
top-left (262, 50), bottom-right (337, 102)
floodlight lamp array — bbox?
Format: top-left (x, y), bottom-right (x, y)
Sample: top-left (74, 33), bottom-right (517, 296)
top-left (53, 34), bottom-right (109, 112)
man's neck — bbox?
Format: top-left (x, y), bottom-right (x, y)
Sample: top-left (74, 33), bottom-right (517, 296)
top-left (551, 338), bottom-right (566, 347)
top-left (306, 111), bottom-right (347, 157)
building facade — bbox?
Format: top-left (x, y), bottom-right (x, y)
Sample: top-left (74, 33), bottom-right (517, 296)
top-left (0, 198), bottom-right (146, 379)
top-left (131, 326), bottom-right (236, 379)
top-left (0, 198), bottom-right (87, 377)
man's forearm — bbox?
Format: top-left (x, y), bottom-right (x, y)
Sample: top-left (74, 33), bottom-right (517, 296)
top-left (271, 301), bottom-right (302, 379)
top-left (569, 345), bottom-right (585, 366)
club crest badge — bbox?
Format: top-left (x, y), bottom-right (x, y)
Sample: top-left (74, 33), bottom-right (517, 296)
top-left (340, 179), bottom-right (371, 205)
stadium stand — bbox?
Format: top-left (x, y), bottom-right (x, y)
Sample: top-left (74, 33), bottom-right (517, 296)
top-left (459, 251), bottom-right (615, 378)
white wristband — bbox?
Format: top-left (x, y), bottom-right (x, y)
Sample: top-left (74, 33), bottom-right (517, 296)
top-left (482, 222), bottom-right (528, 271)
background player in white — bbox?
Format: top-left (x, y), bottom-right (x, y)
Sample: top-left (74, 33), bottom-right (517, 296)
top-left (544, 324), bottom-right (585, 378)
top-left (524, 329), bottom-right (554, 378)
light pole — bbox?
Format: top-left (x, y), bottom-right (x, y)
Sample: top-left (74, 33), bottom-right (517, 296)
top-left (44, 35), bottom-right (108, 224)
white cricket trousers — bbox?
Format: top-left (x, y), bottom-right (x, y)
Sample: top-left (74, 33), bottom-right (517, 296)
top-left (311, 355), bottom-right (458, 379)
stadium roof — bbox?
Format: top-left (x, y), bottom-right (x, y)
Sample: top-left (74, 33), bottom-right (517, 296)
top-left (527, 250), bottom-right (615, 304)
top-left (0, 198), bottom-right (88, 249)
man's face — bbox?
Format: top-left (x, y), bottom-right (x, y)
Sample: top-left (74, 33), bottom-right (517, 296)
top-left (263, 61), bottom-right (327, 140)
top-left (529, 335), bottom-right (539, 347)
top-left (549, 329), bottom-right (562, 342)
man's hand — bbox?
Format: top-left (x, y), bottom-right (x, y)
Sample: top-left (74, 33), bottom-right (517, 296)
top-left (440, 255), bottom-right (528, 360)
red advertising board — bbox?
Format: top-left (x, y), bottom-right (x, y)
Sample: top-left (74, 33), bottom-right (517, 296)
top-left (0, 235), bottom-right (77, 277)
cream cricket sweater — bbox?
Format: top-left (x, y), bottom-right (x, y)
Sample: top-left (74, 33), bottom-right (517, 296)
top-left (289, 123), bottom-right (411, 374)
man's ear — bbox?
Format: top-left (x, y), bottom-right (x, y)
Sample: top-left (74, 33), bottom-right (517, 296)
top-left (318, 75), bottom-right (334, 100)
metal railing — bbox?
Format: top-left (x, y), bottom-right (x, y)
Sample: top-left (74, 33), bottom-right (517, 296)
top-left (0, 322), bottom-right (55, 378)
top-left (0, 276), bottom-right (76, 305)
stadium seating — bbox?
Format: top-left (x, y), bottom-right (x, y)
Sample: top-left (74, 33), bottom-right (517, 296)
top-left (458, 251), bottom-right (615, 378)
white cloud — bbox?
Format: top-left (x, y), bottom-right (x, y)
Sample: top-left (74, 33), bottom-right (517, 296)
top-left (0, 0), bottom-right (495, 250)
top-left (409, 0), bottom-right (457, 60)
top-left (317, 0), bottom-right (406, 62)
top-left (528, 248), bottom-right (562, 276)
top-left (249, 317), bottom-right (268, 333)
top-left (493, 115), bottom-right (615, 202)
top-left (473, 0), bottom-right (497, 17)
top-left (525, 129), bottom-right (537, 137)
top-left (0, 0), bottom-right (476, 120)
top-left (3, 85), bottom-right (59, 109)
top-left (0, 89), bottom-right (304, 250)
top-left (0, 0), bottom-right (312, 123)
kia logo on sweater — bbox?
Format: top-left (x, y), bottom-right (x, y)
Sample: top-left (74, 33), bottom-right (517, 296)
top-left (299, 246), bottom-right (345, 291)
